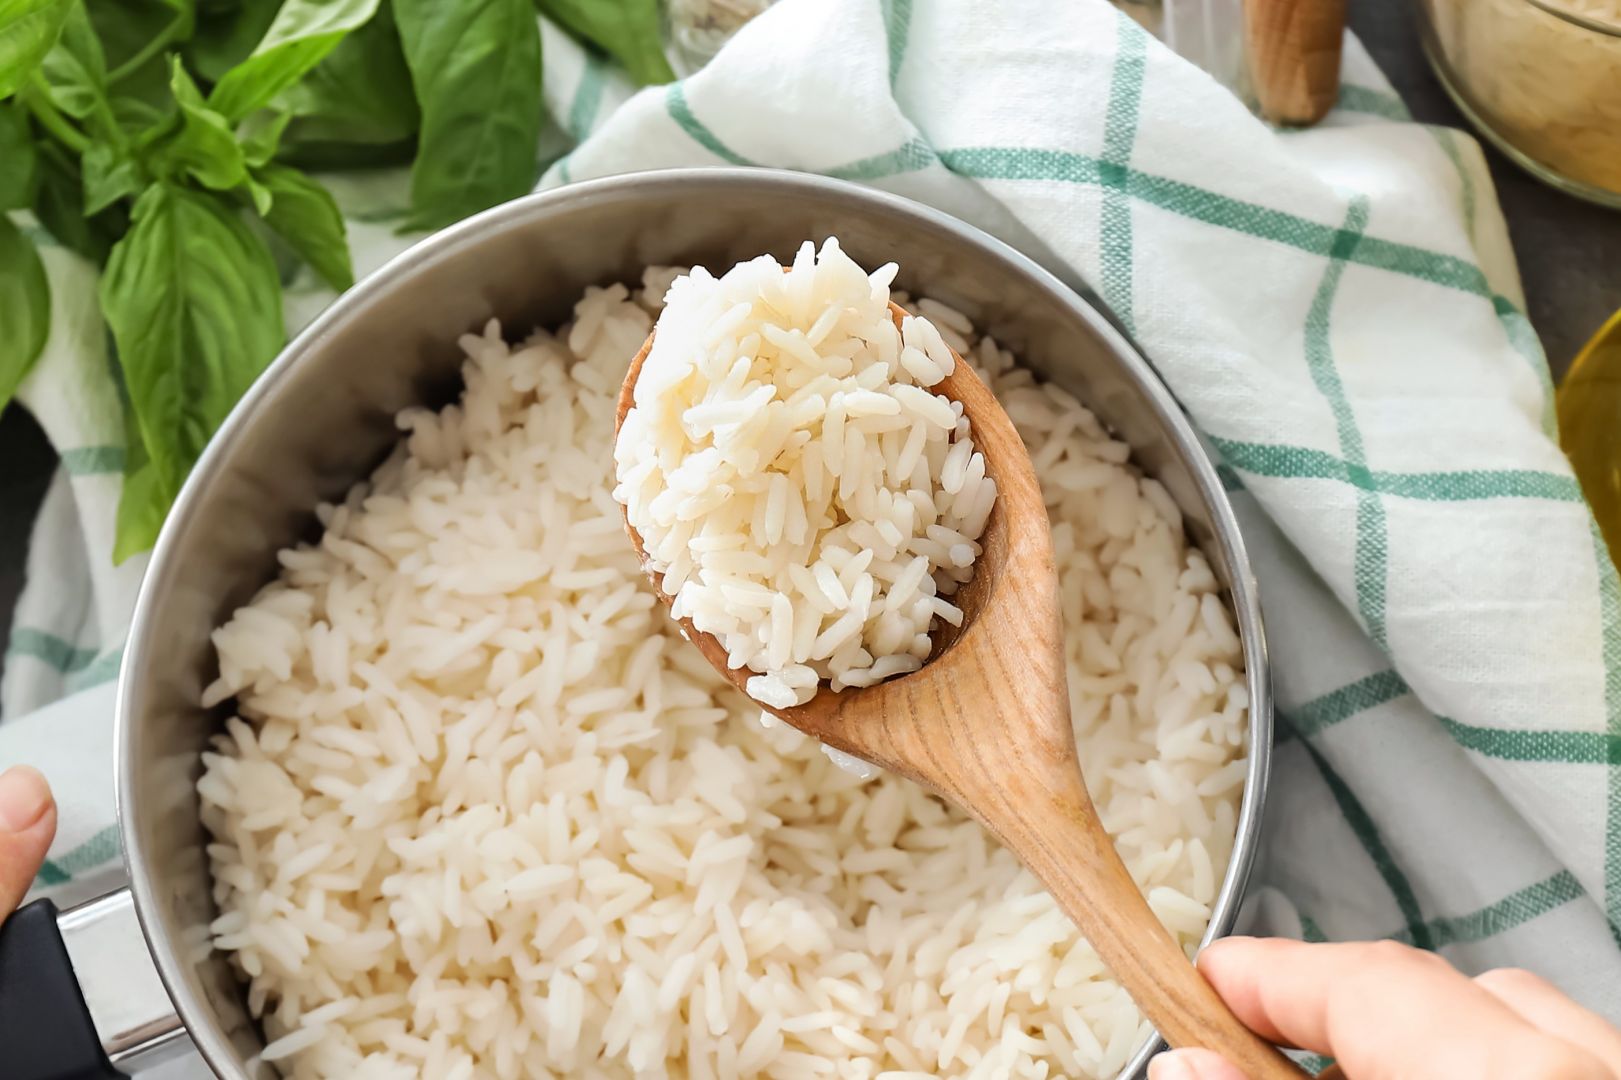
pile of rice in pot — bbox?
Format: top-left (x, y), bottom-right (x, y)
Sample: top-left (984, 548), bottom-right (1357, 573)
top-left (197, 257), bottom-right (1249, 1080)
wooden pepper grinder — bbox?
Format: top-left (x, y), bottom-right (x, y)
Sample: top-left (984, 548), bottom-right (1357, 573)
top-left (1244, 0), bottom-right (1348, 125)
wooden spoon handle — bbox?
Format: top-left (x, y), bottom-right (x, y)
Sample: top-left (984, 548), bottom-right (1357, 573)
top-left (1243, 0), bottom-right (1346, 126)
top-left (985, 782), bottom-right (1307, 1078)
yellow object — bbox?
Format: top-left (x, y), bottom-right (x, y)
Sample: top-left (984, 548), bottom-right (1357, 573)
top-left (1558, 307), bottom-right (1621, 568)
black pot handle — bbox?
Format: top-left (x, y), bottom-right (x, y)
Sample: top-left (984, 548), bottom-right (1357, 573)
top-left (0, 897), bottom-right (123, 1079)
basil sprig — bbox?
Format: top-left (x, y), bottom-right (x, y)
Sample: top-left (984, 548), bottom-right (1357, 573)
top-left (0, 0), bottom-right (672, 560)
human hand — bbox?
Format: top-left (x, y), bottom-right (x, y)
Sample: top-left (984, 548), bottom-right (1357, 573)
top-left (1151, 937), bottom-right (1621, 1080)
top-left (0, 766), bottom-right (55, 924)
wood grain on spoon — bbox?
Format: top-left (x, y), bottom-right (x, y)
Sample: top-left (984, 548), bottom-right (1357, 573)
top-left (616, 302), bottom-right (1303, 1078)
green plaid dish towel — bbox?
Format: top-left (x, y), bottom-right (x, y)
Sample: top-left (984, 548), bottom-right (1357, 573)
top-left (5, 0), bottom-right (1618, 1046)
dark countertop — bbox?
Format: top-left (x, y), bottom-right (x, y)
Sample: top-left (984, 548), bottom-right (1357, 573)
top-left (2, 4), bottom-right (1620, 702)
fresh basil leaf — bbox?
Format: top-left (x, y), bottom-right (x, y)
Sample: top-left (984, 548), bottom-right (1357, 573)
top-left (0, 215), bottom-right (49, 414)
top-left (113, 406), bottom-right (172, 562)
top-left (81, 138), bottom-right (142, 212)
top-left (239, 105), bottom-right (289, 166)
top-left (87, 0), bottom-right (193, 81)
top-left (0, 0), bottom-right (71, 99)
top-left (0, 104), bottom-right (37, 208)
top-left (185, 0), bottom-right (276, 83)
top-left (150, 58), bottom-right (245, 189)
top-left (278, 2), bottom-right (416, 149)
top-left (112, 91), bottom-right (166, 135)
top-left (31, 139), bottom-right (96, 255)
top-left (253, 161), bottom-right (350, 289)
top-left (243, 171), bottom-right (270, 213)
top-left (536, 0), bottom-right (671, 86)
top-left (36, 0), bottom-right (105, 120)
top-left (207, 0), bottom-right (380, 122)
top-left (395, 0), bottom-right (541, 230)
top-left (32, 138), bottom-right (120, 261)
top-left (274, 134), bottom-right (413, 170)
top-left (100, 183), bottom-right (284, 492)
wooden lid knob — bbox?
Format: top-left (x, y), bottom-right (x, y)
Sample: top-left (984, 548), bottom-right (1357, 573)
top-left (1244, 0), bottom-right (1348, 126)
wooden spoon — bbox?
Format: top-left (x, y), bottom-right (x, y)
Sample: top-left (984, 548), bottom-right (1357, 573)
top-left (616, 302), bottom-right (1302, 1078)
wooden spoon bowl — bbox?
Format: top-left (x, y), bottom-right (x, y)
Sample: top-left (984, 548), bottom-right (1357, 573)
top-left (615, 302), bottom-right (1302, 1078)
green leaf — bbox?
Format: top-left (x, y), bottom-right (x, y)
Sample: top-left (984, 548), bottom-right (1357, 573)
top-left (185, 0), bottom-right (276, 83)
top-left (88, 0), bottom-right (193, 82)
top-left (150, 57), bottom-right (244, 188)
top-left (277, 2), bottom-right (416, 149)
top-left (0, 0), bottom-right (71, 99)
top-left (395, 0), bottom-right (542, 230)
top-left (111, 91), bottom-right (165, 134)
top-left (113, 410), bottom-right (172, 562)
top-left (238, 105), bottom-right (288, 166)
top-left (253, 161), bottom-right (350, 289)
top-left (31, 138), bottom-right (95, 254)
top-left (272, 133), bottom-right (412, 170)
top-left (100, 182), bottom-right (284, 493)
top-left (36, 0), bottom-right (105, 121)
top-left (535, 0), bottom-right (671, 86)
top-left (81, 138), bottom-right (142, 212)
top-left (0, 215), bottom-right (50, 415)
top-left (0, 103), bottom-right (38, 208)
top-left (206, 0), bottom-right (380, 122)
top-left (242, 171), bottom-right (269, 213)
top-left (65, 1), bottom-right (184, 131)
top-left (32, 138), bottom-right (120, 261)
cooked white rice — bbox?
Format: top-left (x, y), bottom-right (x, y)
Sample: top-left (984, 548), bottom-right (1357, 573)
top-left (614, 239), bottom-right (994, 710)
top-left (198, 269), bottom-right (1248, 1080)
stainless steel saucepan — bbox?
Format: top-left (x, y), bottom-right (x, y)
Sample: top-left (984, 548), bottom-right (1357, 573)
top-left (0, 168), bottom-right (1271, 1080)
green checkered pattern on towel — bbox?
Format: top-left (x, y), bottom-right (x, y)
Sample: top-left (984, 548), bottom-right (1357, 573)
top-left (4, 0), bottom-right (1617, 1037)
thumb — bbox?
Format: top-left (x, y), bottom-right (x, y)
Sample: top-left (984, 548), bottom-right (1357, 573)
top-left (0, 766), bottom-right (57, 921)
top-left (1149, 1048), bottom-right (1251, 1080)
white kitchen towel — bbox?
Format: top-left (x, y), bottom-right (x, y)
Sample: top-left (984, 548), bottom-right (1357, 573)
top-left (5, 2), bottom-right (1618, 1065)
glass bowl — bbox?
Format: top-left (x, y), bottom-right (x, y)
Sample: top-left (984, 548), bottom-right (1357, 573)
top-left (1416, 0), bottom-right (1621, 208)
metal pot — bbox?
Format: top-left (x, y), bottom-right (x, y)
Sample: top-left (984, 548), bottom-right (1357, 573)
top-left (0, 168), bottom-right (1272, 1079)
